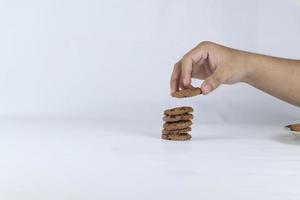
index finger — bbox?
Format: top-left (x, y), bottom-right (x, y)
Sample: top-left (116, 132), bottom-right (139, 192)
top-left (180, 49), bottom-right (204, 87)
top-left (181, 55), bottom-right (193, 86)
top-left (170, 62), bottom-right (181, 96)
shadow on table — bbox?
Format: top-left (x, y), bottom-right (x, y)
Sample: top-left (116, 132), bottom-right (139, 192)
top-left (272, 133), bottom-right (300, 146)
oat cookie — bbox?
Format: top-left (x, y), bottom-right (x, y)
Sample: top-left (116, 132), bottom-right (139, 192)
top-left (162, 127), bottom-right (191, 134)
top-left (163, 120), bottom-right (192, 131)
top-left (290, 124), bottom-right (300, 132)
top-left (163, 113), bottom-right (193, 122)
top-left (164, 106), bottom-right (193, 116)
top-left (173, 87), bottom-right (202, 98)
top-left (161, 133), bottom-right (192, 141)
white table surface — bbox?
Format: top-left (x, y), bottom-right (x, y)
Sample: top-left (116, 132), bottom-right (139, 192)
top-left (0, 119), bottom-right (300, 200)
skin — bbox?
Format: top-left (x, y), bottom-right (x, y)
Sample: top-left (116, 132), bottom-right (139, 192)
top-left (170, 41), bottom-right (300, 107)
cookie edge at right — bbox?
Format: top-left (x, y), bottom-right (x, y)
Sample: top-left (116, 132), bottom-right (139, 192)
top-left (290, 124), bottom-right (300, 132)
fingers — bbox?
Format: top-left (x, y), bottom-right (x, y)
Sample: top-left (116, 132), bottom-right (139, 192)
top-left (170, 62), bottom-right (181, 95)
top-left (170, 61), bottom-right (194, 96)
top-left (180, 56), bottom-right (193, 86)
top-left (201, 70), bottom-right (225, 95)
top-left (179, 79), bottom-right (193, 90)
top-left (181, 50), bottom-right (205, 87)
top-left (170, 45), bottom-right (208, 96)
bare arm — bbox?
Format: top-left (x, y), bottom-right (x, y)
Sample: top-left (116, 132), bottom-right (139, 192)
top-left (170, 41), bottom-right (300, 106)
top-left (243, 52), bottom-right (300, 106)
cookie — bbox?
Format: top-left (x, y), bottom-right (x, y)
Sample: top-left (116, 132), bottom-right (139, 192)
top-left (161, 133), bottom-right (192, 141)
top-left (162, 127), bottom-right (191, 134)
top-left (161, 133), bottom-right (169, 140)
top-left (173, 87), bottom-right (202, 98)
top-left (163, 113), bottom-right (193, 122)
top-left (290, 124), bottom-right (300, 132)
top-left (163, 120), bottom-right (192, 131)
top-left (164, 106), bottom-right (193, 116)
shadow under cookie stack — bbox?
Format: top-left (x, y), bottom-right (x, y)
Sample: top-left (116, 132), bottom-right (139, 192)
top-left (161, 106), bottom-right (193, 141)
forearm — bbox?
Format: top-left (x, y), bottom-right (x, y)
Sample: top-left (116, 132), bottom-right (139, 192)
top-left (242, 52), bottom-right (300, 106)
top-left (170, 41), bottom-right (300, 106)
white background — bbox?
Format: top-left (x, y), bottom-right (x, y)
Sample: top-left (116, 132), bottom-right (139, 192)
top-left (0, 0), bottom-right (299, 123)
top-left (1, 0), bottom-right (300, 200)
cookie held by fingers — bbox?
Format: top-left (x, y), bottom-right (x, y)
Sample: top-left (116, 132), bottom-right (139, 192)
top-left (173, 87), bottom-right (202, 98)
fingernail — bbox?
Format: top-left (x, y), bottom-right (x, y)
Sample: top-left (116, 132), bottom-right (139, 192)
top-left (202, 83), bottom-right (211, 94)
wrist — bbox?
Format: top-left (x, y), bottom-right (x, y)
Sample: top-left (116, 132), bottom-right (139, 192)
top-left (238, 51), bottom-right (256, 84)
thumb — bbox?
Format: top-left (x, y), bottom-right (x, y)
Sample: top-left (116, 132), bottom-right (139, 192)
top-left (201, 71), bottom-right (224, 95)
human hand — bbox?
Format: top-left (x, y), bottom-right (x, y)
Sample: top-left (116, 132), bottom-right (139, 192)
top-left (170, 41), bottom-right (248, 96)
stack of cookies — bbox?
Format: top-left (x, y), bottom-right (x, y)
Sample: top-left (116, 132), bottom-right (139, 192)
top-left (161, 106), bottom-right (193, 141)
